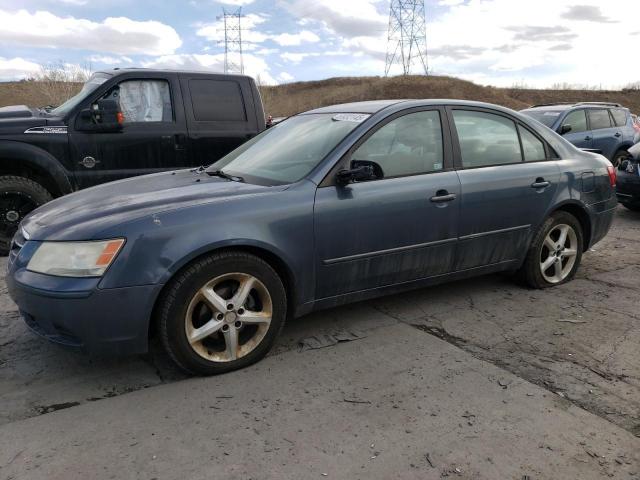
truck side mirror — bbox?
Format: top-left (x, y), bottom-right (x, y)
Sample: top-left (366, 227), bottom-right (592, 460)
top-left (77, 99), bottom-right (123, 133)
top-left (559, 124), bottom-right (572, 135)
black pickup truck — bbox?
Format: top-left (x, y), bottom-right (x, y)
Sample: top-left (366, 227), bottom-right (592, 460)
top-left (0, 68), bottom-right (266, 252)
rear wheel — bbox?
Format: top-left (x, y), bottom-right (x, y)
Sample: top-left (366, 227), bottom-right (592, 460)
top-left (612, 150), bottom-right (630, 168)
top-left (158, 251), bottom-right (287, 375)
top-left (0, 176), bottom-right (52, 255)
top-left (520, 212), bottom-right (583, 289)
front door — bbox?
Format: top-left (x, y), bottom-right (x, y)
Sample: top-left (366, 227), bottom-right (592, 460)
top-left (450, 108), bottom-right (560, 271)
top-left (314, 108), bottom-right (460, 299)
top-left (71, 75), bottom-right (188, 188)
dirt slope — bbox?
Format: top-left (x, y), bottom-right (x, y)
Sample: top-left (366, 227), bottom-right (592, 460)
top-left (1, 75), bottom-right (639, 118)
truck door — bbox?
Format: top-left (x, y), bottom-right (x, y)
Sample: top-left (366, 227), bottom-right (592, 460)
top-left (70, 73), bottom-right (189, 188)
top-left (179, 74), bottom-right (259, 167)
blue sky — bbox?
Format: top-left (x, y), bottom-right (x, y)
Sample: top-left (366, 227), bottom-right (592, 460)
top-left (0, 0), bottom-right (638, 88)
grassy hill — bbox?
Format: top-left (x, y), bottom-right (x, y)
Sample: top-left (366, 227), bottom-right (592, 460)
top-left (2, 75), bottom-right (639, 118)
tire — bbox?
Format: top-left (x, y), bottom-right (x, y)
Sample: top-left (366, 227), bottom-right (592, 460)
top-left (0, 175), bottom-right (53, 255)
top-left (519, 211), bottom-right (584, 289)
top-left (158, 250), bottom-right (287, 376)
top-left (612, 150), bottom-right (630, 168)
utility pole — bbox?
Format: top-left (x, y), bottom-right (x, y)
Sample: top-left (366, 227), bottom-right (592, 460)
top-left (384, 0), bottom-right (429, 76)
top-left (219, 7), bottom-right (244, 75)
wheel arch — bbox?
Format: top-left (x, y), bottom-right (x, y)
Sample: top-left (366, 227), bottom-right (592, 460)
top-left (148, 243), bottom-right (298, 339)
top-left (0, 141), bottom-right (74, 197)
top-left (550, 201), bottom-right (592, 252)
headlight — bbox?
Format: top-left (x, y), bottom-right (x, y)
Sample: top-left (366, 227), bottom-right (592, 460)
top-left (27, 239), bottom-right (125, 277)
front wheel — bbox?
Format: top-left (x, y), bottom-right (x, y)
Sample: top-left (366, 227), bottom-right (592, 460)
top-left (158, 251), bottom-right (287, 375)
top-left (0, 176), bottom-right (53, 255)
top-left (520, 212), bottom-right (583, 289)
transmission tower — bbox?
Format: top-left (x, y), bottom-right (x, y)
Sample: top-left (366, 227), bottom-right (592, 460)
top-left (384, 0), bottom-right (429, 76)
top-left (219, 7), bottom-right (244, 75)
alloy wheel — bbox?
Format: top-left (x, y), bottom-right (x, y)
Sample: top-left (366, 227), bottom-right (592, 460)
top-left (184, 272), bottom-right (273, 362)
top-left (539, 224), bottom-right (578, 284)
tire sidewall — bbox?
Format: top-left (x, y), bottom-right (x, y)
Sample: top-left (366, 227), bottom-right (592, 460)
top-left (161, 253), bottom-right (287, 375)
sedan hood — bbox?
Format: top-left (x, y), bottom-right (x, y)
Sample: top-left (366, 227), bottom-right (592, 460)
top-left (22, 169), bottom-right (283, 241)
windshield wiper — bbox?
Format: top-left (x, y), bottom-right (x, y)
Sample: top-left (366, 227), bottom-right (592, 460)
top-left (207, 169), bottom-right (244, 182)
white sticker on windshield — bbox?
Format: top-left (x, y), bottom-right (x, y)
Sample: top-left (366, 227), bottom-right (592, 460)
top-left (332, 113), bottom-right (370, 123)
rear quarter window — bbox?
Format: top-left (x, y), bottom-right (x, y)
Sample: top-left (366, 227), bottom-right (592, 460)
top-left (188, 79), bottom-right (247, 122)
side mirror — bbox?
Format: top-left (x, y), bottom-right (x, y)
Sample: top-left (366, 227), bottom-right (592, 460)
top-left (77, 99), bottom-right (123, 133)
top-left (559, 124), bottom-right (572, 135)
top-left (336, 161), bottom-right (380, 185)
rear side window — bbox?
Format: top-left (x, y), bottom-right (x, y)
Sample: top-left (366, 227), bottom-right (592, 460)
top-left (610, 108), bottom-right (627, 127)
top-left (562, 109), bottom-right (587, 133)
top-left (588, 109), bottom-right (612, 130)
top-left (453, 110), bottom-right (522, 167)
top-left (518, 126), bottom-right (546, 161)
top-left (188, 79), bottom-right (247, 122)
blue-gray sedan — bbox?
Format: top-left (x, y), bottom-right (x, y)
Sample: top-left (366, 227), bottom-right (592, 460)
top-left (7, 100), bottom-right (617, 375)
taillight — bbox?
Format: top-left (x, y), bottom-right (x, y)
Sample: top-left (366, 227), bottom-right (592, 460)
top-left (607, 165), bottom-right (617, 187)
top-left (116, 111), bottom-right (124, 124)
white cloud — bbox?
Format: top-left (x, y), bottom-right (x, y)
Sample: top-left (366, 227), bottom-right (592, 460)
top-left (271, 30), bottom-right (319, 46)
top-left (196, 13), bottom-right (269, 45)
top-left (87, 55), bottom-right (133, 65)
top-left (141, 53), bottom-right (278, 85)
top-left (277, 71), bottom-right (294, 82)
top-left (58, 0), bottom-right (88, 5)
top-left (219, 0), bottom-right (255, 5)
top-left (0, 9), bottom-right (182, 56)
top-left (280, 50), bottom-right (349, 64)
top-left (0, 57), bottom-right (40, 80)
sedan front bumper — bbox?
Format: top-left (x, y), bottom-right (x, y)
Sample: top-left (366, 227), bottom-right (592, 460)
top-left (7, 270), bottom-right (162, 356)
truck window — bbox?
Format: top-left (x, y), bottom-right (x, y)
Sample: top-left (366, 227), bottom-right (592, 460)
top-left (101, 79), bottom-right (173, 123)
top-left (188, 79), bottom-right (247, 122)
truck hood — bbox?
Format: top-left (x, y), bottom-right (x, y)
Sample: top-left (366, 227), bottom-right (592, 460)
top-left (0, 106), bottom-right (65, 133)
top-left (22, 169), bottom-right (283, 241)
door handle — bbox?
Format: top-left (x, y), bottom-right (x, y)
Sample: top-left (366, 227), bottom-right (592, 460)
top-left (614, 132), bottom-right (622, 138)
top-left (584, 136), bottom-right (592, 141)
top-left (531, 178), bottom-right (550, 189)
top-left (430, 191), bottom-right (457, 203)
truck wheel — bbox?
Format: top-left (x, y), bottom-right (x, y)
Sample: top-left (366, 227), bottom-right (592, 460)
top-left (158, 250), bottom-right (287, 376)
top-left (0, 176), bottom-right (53, 255)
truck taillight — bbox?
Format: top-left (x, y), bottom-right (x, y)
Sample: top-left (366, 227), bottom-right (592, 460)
top-left (607, 165), bottom-right (617, 187)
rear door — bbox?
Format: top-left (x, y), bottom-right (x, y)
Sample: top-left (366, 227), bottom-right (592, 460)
top-left (561, 109), bottom-right (593, 149)
top-left (179, 74), bottom-right (260, 167)
top-left (587, 108), bottom-right (619, 160)
top-left (450, 108), bottom-right (560, 271)
top-left (314, 108), bottom-right (460, 298)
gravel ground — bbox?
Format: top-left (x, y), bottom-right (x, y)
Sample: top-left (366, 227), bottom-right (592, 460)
top-left (0, 206), bottom-right (638, 476)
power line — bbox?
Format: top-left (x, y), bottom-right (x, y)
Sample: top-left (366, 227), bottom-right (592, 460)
top-left (219, 7), bottom-right (244, 75)
top-left (385, 0), bottom-right (429, 76)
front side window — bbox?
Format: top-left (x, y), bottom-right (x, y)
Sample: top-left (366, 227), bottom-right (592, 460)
top-left (562, 109), bottom-right (588, 133)
top-left (350, 110), bottom-right (444, 178)
top-left (588, 109), bottom-right (612, 130)
top-left (518, 126), bottom-right (546, 162)
top-left (453, 110), bottom-right (522, 167)
top-left (211, 113), bottom-right (366, 185)
top-left (101, 79), bottom-right (173, 123)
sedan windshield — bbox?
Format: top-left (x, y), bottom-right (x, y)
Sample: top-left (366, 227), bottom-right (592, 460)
top-left (209, 113), bottom-right (369, 185)
top-left (521, 109), bottom-right (563, 128)
top-left (50, 73), bottom-right (111, 116)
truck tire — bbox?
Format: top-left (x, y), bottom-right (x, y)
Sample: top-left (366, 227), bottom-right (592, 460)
top-left (0, 176), bottom-right (53, 255)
